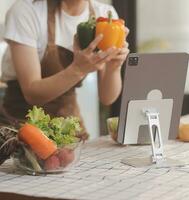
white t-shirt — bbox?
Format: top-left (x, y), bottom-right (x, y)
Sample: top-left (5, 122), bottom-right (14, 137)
top-left (2, 0), bottom-right (118, 81)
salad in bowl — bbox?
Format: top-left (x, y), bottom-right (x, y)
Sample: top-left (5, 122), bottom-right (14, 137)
top-left (0, 106), bottom-right (83, 175)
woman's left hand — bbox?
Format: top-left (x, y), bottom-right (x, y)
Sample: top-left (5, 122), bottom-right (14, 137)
top-left (98, 28), bottom-right (129, 105)
top-left (106, 27), bottom-right (130, 71)
top-left (106, 42), bottom-right (129, 71)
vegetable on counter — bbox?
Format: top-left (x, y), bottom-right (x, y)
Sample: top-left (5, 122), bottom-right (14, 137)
top-left (20, 106), bottom-right (82, 171)
top-left (44, 147), bottom-right (75, 170)
top-left (107, 117), bottom-right (119, 142)
top-left (26, 106), bottom-right (81, 146)
top-left (96, 11), bottom-right (126, 51)
top-left (0, 127), bottom-right (19, 165)
top-left (23, 146), bottom-right (42, 172)
top-left (178, 124), bottom-right (189, 142)
top-left (18, 124), bottom-right (57, 160)
top-left (44, 154), bottom-right (60, 171)
top-left (77, 15), bottom-right (96, 50)
top-left (58, 148), bottom-right (75, 167)
top-left (0, 106), bottom-right (83, 172)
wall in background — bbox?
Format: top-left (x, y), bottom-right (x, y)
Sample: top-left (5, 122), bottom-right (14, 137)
top-left (137, 0), bottom-right (189, 53)
top-left (0, 0), bottom-right (15, 24)
top-left (137, 0), bottom-right (189, 94)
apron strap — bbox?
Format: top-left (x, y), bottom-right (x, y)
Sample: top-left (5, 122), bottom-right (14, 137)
top-left (88, 0), bottom-right (96, 17)
top-left (47, 0), bottom-right (57, 45)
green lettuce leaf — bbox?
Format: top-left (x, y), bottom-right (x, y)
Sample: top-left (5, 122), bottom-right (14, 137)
top-left (26, 106), bottom-right (81, 146)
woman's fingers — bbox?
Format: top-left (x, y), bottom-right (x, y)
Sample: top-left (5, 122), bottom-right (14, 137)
top-left (92, 45), bottom-right (129, 65)
top-left (84, 34), bottom-right (103, 53)
top-left (125, 27), bottom-right (130, 37)
top-left (119, 47), bottom-right (129, 55)
top-left (115, 42), bottom-right (129, 56)
top-left (91, 51), bottom-right (108, 64)
top-left (111, 49), bottom-right (130, 61)
top-left (92, 47), bottom-right (118, 63)
top-left (112, 55), bottom-right (127, 61)
top-left (124, 42), bottom-right (129, 48)
top-left (104, 48), bottom-right (121, 62)
top-left (96, 48), bottom-right (121, 65)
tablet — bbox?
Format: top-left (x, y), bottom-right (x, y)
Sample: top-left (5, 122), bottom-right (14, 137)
top-left (117, 53), bottom-right (189, 145)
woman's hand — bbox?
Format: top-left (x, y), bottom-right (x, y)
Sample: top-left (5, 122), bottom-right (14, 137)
top-left (106, 42), bottom-right (130, 71)
top-left (72, 34), bottom-right (120, 76)
top-left (106, 27), bottom-right (130, 71)
top-left (98, 27), bottom-right (130, 105)
top-left (98, 44), bottom-right (128, 105)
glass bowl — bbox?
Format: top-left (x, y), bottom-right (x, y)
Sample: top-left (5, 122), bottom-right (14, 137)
top-left (107, 117), bottom-right (119, 143)
top-left (12, 141), bottom-right (83, 175)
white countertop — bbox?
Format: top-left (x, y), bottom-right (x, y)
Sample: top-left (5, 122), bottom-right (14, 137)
top-left (1, 136), bottom-right (189, 200)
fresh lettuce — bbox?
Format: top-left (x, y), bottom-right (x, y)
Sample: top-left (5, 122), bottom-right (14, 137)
top-left (26, 106), bottom-right (82, 146)
top-left (26, 106), bottom-right (52, 135)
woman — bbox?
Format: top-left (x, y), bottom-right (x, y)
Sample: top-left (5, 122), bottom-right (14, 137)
top-left (1, 0), bottom-right (129, 138)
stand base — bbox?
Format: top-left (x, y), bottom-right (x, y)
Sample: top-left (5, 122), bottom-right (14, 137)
top-left (121, 157), bottom-right (186, 168)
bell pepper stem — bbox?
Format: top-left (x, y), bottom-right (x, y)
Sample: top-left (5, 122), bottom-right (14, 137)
top-left (89, 15), bottom-right (96, 25)
top-left (108, 11), bottom-right (113, 23)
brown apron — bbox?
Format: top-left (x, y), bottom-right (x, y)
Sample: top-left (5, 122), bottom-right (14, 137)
top-left (1, 0), bottom-right (96, 138)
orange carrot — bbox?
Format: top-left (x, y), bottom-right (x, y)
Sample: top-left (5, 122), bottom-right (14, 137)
top-left (18, 124), bottom-right (57, 160)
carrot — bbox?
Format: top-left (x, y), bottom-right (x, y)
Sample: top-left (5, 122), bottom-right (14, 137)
top-left (18, 124), bottom-right (57, 160)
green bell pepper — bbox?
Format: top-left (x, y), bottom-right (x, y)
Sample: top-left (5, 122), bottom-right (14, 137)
top-left (77, 16), bottom-right (96, 50)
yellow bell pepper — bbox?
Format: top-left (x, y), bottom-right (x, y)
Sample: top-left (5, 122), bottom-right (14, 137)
top-left (96, 11), bottom-right (126, 51)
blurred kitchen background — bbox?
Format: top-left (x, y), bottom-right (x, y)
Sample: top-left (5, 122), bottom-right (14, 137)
top-left (0, 0), bottom-right (189, 139)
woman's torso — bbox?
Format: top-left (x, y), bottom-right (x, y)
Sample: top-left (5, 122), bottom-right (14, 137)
top-left (1, 0), bottom-right (118, 139)
top-left (2, 0), bottom-right (118, 82)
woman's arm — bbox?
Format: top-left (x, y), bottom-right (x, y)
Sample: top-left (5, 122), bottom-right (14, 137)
top-left (9, 35), bottom-right (119, 106)
top-left (10, 41), bottom-right (85, 105)
top-left (98, 42), bottom-right (130, 105)
top-left (98, 66), bottom-right (122, 106)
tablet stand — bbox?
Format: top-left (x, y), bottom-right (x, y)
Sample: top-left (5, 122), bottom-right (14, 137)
top-left (143, 108), bottom-right (164, 164)
top-left (121, 99), bottom-right (186, 168)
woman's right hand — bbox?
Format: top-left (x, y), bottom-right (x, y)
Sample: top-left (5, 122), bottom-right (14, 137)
top-left (72, 34), bottom-right (120, 76)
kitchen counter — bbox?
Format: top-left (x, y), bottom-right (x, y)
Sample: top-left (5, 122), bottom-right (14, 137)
top-left (1, 136), bottom-right (189, 200)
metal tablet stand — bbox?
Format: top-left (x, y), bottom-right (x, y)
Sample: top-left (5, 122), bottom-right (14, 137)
top-left (121, 99), bottom-right (186, 168)
top-left (143, 108), bottom-right (165, 164)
